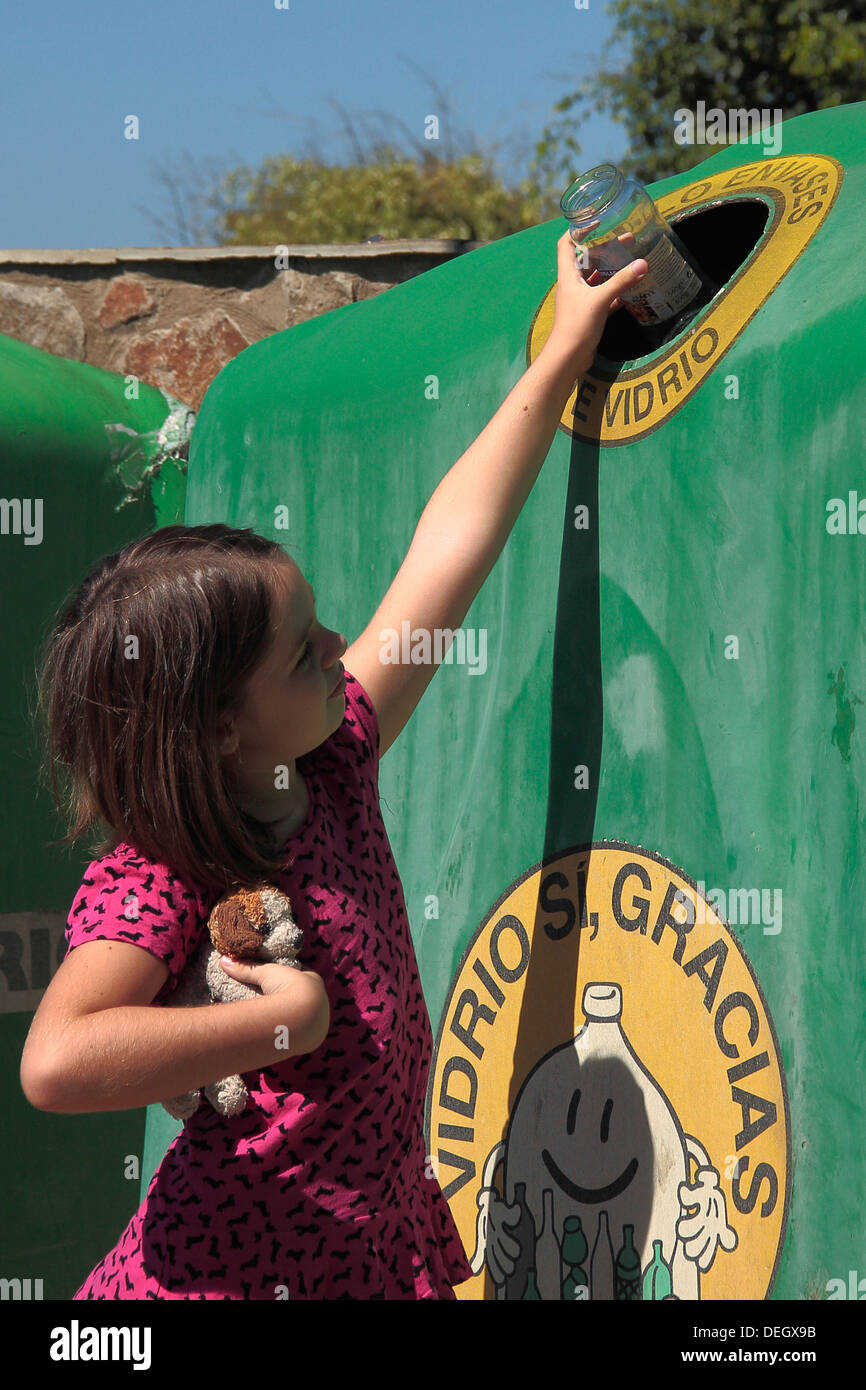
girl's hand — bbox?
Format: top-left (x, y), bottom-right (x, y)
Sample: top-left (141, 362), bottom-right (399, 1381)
top-left (219, 957), bottom-right (324, 997)
top-left (547, 230), bottom-right (648, 375)
top-left (219, 958), bottom-right (330, 1053)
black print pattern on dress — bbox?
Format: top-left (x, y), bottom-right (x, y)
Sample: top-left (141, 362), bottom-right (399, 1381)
top-left (65, 672), bottom-right (473, 1300)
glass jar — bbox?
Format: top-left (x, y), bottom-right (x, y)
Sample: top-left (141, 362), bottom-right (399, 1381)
top-left (560, 164), bottom-right (718, 351)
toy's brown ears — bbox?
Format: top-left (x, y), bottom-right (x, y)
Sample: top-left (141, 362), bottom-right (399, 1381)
top-left (208, 888), bottom-right (268, 958)
top-left (208, 885), bottom-right (294, 958)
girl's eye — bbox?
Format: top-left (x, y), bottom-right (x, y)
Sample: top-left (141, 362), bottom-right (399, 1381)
top-left (297, 642), bottom-right (312, 667)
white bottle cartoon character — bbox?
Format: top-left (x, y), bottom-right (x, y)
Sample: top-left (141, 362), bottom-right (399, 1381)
top-left (469, 982), bottom-right (736, 1299)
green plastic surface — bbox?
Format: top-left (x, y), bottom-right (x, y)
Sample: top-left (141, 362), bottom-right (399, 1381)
top-left (1, 334), bottom-right (189, 1294)
top-left (143, 105), bottom-right (865, 1300)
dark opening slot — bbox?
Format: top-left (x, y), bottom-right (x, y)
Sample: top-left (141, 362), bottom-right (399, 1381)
top-left (595, 198), bottom-right (771, 366)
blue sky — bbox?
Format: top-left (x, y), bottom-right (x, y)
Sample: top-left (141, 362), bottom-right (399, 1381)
top-left (1, 0), bottom-right (627, 247)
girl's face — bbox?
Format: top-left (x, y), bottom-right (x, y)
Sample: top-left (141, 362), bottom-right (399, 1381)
top-left (219, 559), bottom-right (348, 786)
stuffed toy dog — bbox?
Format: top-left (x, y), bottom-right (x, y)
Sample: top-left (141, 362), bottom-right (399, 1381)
top-left (162, 885), bottom-right (304, 1119)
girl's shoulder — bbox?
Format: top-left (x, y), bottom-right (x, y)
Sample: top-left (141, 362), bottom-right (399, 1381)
top-left (62, 673), bottom-right (378, 990)
top-left (318, 669), bottom-right (380, 774)
top-left (65, 842), bottom-right (213, 994)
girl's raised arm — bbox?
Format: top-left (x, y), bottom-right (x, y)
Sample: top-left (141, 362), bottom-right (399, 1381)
top-left (342, 236), bottom-right (649, 758)
top-left (20, 938), bottom-right (329, 1114)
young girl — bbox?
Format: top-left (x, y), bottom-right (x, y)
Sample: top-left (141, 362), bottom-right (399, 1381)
top-left (20, 235), bottom-right (646, 1300)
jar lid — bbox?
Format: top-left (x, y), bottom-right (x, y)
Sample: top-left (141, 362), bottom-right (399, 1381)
top-left (560, 164), bottom-right (624, 225)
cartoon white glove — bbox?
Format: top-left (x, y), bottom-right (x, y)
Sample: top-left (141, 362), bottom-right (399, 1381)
top-left (676, 1164), bottom-right (738, 1272)
top-left (469, 1141), bottom-right (527, 1285)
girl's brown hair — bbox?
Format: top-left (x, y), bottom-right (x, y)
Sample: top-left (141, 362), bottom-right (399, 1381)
top-left (34, 523), bottom-right (299, 897)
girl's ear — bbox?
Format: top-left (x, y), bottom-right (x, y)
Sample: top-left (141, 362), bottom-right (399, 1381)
top-left (217, 717), bottom-right (240, 758)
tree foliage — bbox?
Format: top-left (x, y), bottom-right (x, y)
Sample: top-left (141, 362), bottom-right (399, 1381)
top-left (530, 0), bottom-right (866, 187)
top-left (218, 146), bottom-right (540, 244)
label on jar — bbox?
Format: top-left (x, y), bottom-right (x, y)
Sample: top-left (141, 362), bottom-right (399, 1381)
top-left (621, 234), bottom-right (700, 324)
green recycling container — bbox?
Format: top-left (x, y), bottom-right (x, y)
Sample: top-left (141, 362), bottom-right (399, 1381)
top-left (0, 333), bottom-right (191, 1297)
top-left (145, 102), bottom-right (864, 1302)
top-left (16, 100), bottom-right (859, 1303)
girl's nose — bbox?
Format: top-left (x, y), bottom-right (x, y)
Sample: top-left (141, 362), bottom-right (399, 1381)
top-left (325, 630), bottom-right (347, 671)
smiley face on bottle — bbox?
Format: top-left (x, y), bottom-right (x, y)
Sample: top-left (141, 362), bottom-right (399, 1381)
top-left (541, 1078), bottom-right (640, 1204)
top-left (505, 1037), bottom-right (650, 1216)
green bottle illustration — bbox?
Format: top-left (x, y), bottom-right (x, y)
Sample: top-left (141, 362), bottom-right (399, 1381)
top-left (642, 1239), bottom-right (673, 1300)
top-left (561, 1215), bottom-right (589, 1300)
top-left (614, 1223), bottom-right (642, 1300)
top-left (522, 1269), bottom-right (541, 1300)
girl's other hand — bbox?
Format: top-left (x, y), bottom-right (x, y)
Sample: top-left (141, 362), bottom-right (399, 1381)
top-left (219, 958), bottom-right (330, 1055)
top-left (218, 957), bottom-right (323, 997)
top-left (546, 230), bottom-right (648, 375)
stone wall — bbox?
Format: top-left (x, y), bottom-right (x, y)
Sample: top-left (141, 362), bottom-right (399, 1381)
top-left (0, 241), bottom-right (484, 411)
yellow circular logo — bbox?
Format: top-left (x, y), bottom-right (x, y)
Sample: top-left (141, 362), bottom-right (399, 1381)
top-left (428, 842), bottom-right (790, 1301)
top-left (528, 153), bottom-right (842, 445)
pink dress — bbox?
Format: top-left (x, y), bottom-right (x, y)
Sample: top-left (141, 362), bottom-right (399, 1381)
top-left (65, 671), bottom-right (473, 1300)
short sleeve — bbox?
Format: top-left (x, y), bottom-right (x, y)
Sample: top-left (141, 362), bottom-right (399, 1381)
top-left (65, 846), bottom-right (213, 1004)
top-left (340, 670), bottom-right (380, 773)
